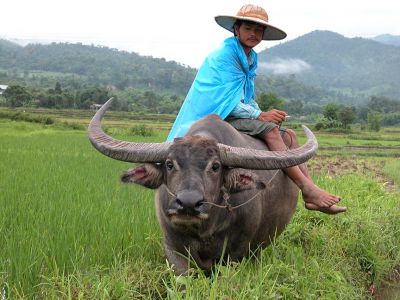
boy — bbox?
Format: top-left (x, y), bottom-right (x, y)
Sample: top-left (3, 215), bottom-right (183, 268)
top-left (168, 4), bottom-right (346, 214)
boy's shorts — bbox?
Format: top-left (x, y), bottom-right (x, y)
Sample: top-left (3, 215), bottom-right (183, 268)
top-left (226, 117), bottom-right (285, 137)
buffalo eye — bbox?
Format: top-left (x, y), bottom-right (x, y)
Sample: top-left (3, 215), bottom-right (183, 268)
top-left (165, 160), bottom-right (174, 171)
top-left (211, 162), bottom-right (221, 172)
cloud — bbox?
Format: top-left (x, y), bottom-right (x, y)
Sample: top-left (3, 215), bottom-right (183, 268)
top-left (259, 58), bottom-right (311, 75)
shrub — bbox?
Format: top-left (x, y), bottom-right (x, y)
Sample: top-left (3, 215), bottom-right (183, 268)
top-left (61, 122), bottom-right (85, 130)
top-left (0, 111), bottom-right (54, 125)
top-left (130, 124), bottom-right (154, 137)
top-left (368, 113), bottom-right (382, 132)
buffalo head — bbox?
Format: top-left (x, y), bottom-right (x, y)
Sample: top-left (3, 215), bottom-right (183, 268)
top-left (120, 135), bottom-right (266, 226)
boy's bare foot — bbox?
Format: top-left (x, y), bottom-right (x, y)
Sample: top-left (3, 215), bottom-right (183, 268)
top-left (305, 202), bottom-right (347, 214)
top-left (301, 182), bottom-right (341, 208)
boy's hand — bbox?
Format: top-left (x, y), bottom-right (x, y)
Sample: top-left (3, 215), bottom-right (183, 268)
top-left (257, 109), bottom-right (287, 124)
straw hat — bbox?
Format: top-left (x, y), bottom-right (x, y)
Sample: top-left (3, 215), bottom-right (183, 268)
top-left (215, 4), bottom-right (286, 40)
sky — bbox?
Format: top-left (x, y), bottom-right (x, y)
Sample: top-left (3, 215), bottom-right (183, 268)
top-left (1, 0), bottom-right (399, 68)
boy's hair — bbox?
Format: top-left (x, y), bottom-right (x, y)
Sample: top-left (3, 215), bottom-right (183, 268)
top-left (233, 20), bottom-right (266, 36)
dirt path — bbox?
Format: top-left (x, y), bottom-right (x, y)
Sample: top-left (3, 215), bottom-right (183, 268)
top-left (308, 156), bottom-right (398, 192)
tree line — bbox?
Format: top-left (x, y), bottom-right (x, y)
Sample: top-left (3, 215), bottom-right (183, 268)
top-left (256, 93), bottom-right (400, 131)
top-left (0, 83), bottom-right (184, 114)
top-left (2, 83), bottom-right (400, 131)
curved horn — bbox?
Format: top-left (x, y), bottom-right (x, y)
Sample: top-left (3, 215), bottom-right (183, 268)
top-left (88, 98), bottom-right (171, 163)
top-left (217, 125), bottom-right (318, 170)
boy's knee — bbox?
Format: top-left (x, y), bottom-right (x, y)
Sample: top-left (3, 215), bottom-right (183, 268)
top-left (262, 127), bottom-right (281, 141)
top-left (285, 129), bottom-right (297, 138)
top-left (282, 128), bottom-right (299, 148)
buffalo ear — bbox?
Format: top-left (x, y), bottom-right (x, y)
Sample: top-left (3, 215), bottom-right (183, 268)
top-left (121, 163), bottom-right (163, 189)
top-left (223, 168), bottom-right (266, 193)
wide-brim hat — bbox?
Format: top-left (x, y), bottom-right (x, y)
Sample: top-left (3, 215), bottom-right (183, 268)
top-left (215, 4), bottom-right (286, 41)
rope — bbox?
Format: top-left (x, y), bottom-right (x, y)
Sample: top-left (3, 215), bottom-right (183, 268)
top-left (164, 169), bottom-right (280, 212)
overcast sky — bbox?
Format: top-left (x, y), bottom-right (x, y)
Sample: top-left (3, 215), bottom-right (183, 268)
top-left (1, 0), bottom-right (399, 68)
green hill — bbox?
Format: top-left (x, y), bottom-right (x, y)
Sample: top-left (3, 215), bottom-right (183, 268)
top-left (1, 31), bottom-right (400, 108)
top-left (0, 39), bottom-right (196, 96)
top-left (259, 30), bottom-right (400, 100)
top-left (372, 34), bottom-right (400, 47)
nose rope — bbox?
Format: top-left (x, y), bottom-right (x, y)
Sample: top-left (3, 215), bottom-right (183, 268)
top-left (165, 185), bottom-right (177, 198)
top-left (164, 169), bottom-right (280, 212)
top-left (204, 169), bottom-right (280, 212)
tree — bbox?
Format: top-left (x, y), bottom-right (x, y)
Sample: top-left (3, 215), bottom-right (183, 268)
top-left (337, 106), bottom-right (356, 128)
top-left (367, 96), bottom-right (400, 113)
top-left (257, 92), bottom-right (284, 111)
top-left (3, 85), bottom-right (33, 107)
top-left (368, 113), bottom-right (382, 132)
top-left (76, 87), bottom-right (109, 108)
top-left (54, 82), bottom-right (62, 94)
top-left (323, 103), bottom-right (340, 120)
top-left (143, 90), bottom-right (159, 110)
top-left (284, 99), bottom-right (303, 115)
top-left (357, 106), bottom-right (369, 122)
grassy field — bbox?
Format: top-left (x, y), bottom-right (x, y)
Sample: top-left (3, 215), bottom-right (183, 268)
top-left (0, 112), bottom-right (399, 299)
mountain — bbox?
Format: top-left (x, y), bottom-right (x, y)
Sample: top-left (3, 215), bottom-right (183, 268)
top-left (371, 34), bottom-right (400, 47)
top-left (1, 31), bottom-right (400, 106)
top-left (0, 39), bottom-right (196, 96)
top-left (258, 30), bottom-right (400, 100)
top-left (0, 39), bottom-right (21, 64)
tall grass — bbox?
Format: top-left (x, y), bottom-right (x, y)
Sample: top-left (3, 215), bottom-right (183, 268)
top-left (0, 121), bottom-right (162, 297)
top-left (0, 120), bottom-right (399, 298)
top-left (383, 159), bottom-right (400, 187)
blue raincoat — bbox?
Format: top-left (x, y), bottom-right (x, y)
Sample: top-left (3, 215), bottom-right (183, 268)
top-left (166, 36), bottom-right (258, 141)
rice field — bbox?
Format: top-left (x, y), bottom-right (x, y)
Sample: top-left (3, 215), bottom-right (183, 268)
top-left (0, 114), bottom-right (399, 299)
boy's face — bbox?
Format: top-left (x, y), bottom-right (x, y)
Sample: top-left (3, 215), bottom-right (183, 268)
top-left (235, 22), bottom-right (265, 49)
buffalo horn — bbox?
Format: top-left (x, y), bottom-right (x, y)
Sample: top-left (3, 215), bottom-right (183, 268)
top-left (88, 98), bottom-right (171, 163)
top-left (88, 98), bottom-right (317, 169)
top-left (217, 125), bottom-right (318, 170)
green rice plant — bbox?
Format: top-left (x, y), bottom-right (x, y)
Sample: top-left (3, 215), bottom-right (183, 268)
top-left (383, 158), bottom-right (400, 187)
top-left (0, 123), bottom-right (163, 297)
top-left (0, 121), bottom-right (399, 299)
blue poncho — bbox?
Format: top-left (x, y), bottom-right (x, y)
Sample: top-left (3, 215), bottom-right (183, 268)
top-left (166, 36), bottom-right (258, 141)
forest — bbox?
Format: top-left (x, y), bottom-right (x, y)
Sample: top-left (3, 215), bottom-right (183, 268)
top-left (1, 30), bottom-right (400, 129)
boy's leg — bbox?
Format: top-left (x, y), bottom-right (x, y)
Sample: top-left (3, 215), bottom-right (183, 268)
top-left (281, 128), bottom-right (311, 179)
top-left (261, 128), bottom-right (346, 214)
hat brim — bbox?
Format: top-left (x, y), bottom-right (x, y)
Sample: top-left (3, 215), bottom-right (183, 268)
top-left (215, 15), bottom-right (287, 41)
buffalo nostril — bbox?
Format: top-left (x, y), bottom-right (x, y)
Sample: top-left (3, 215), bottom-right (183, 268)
top-left (176, 198), bottom-right (183, 207)
top-left (175, 190), bottom-right (204, 214)
top-left (195, 201), bottom-right (204, 208)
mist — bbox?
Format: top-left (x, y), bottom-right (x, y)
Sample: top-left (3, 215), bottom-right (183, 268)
top-left (259, 58), bottom-right (311, 75)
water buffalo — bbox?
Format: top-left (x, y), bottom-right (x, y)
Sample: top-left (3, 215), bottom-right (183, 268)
top-left (88, 98), bottom-right (318, 275)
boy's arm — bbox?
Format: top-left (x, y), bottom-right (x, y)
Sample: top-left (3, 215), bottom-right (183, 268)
top-left (229, 99), bottom-right (261, 119)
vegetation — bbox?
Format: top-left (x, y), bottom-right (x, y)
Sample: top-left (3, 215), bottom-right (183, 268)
top-left (2, 80), bottom-right (400, 129)
top-left (2, 85), bottom-right (33, 107)
top-left (0, 110), bottom-right (54, 125)
top-left (2, 31), bottom-right (400, 114)
top-left (0, 114), bottom-right (399, 299)
top-left (259, 30), bottom-right (400, 100)
top-left (257, 92), bottom-right (284, 111)
top-left (0, 82), bottom-right (185, 114)
top-left (2, 36), bottom-right (399, 125)
top-left (0, 39), bottom-right (196, 95)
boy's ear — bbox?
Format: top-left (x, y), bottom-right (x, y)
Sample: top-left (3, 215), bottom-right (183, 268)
top-left (121, 163), bottom-right (163, 189)
top-left (223, 168), bottom-right (266, 193)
